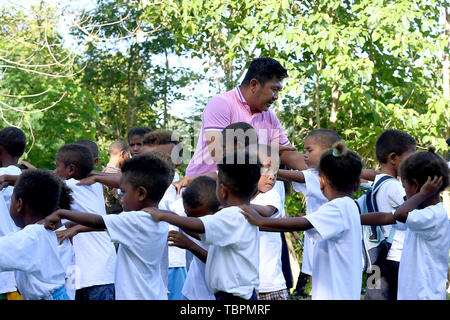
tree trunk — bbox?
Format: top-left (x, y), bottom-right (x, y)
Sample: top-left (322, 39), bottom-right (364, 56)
top-left (330, 82), bottom-right (340, 123)
top-left (314, 57), bottom-right (323, 128)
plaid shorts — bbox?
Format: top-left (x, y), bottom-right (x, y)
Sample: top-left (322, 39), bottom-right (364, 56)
top-left (258, 288), bottom-right (289, 300)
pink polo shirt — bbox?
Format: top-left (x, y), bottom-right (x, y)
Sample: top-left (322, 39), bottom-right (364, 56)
top-left (186, 86), bottom-right (290, 176)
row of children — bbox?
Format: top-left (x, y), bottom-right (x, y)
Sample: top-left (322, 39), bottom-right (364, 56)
top-left (0, 123), bottom-right (448, 300)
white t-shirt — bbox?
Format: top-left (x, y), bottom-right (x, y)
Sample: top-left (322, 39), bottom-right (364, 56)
top-left (158, 172), bottom-right (186, 269)
top-left (0, 188), bottom-right (17, 294)
top-left (397, 202), bottom-right (450, 300)
top-left (0, 224), bottom-right (67, 300)
top-left (56, 226), bottom-right (76, 300)
top-left (251, 188), bottom-right (286, 293)
top-left (304, 196), bottom-right (362, 300)
top-left (65, 179), bottom-right (116, 289)
top-left (373, 174), bottom-right (406, 262)
top-left (273, 181), bottom-right (286, 218)
top-left (292, 168), bottom-right (328, 275)
top-left (199, 206), bottom-right (260, 299)
top-left (0, 165), bottom-right (22, 210)
top-left (181, 235), bottom-right (215, 300)
top-left (103, 211), bottom-right (169, 300)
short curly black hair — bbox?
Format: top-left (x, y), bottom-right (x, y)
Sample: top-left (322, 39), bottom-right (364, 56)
top-left (0, 126), bottom-right (26, 158)
top-left (120, 153), bottom-right (171, 203)
top-left (127, 126), bottom-right (152, 142)
top-left (399, 147), bottom-right (449, 193)
top-left (56, 144), bottom-right (94, 179)
top-left (182, 176), bottom-right (220, 214)
top-left (13, 169), bottom-right (62, 216)
top-left (375, 129), bottom-right (416, 164)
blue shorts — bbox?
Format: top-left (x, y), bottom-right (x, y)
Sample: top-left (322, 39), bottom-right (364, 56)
top-left (75, 283), bottom-right (115, 300)
top-left (51, 286), bottom-right (71, 300)
top-left (168, 267), bottom-right (187, 300)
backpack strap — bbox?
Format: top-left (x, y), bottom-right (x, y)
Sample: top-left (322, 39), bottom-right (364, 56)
top-left (386, 226), bottom-right (396, 244)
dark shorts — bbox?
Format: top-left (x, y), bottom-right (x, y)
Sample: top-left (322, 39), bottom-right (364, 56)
top-left (75, 283), bottom-right (115, 300)
top-left (214, 289), bottom-right (258, 301)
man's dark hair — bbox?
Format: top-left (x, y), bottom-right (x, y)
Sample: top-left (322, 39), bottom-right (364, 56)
top-left (120, 153), bottom-right (171, 203)
top-left (241, 57), bottom-right (288, 87)
top-left (13, 169), bottom-right (62, 216)
top-left (182, 176), bottom-right (221, 214)
top-left (399, 146), bottom-right (449, 193)
top-left (56, 144), bottom-right (94, 179)
top-left (127, 126), bottom-right (152, 142)
top-left (217, 148), bottom-right (262, 200)
top-left (307, 129), bottom-right (341, 149)
top-left (108, 140), bottom-right (129, 156)
top-left (75, 139), bottom-right (99, 159)
top-left (375, 129), bottom-right (416, 164)
top-left (0, 126), bottom-right (26, 158)
top-left (319, 142), bottom-right (362, 194)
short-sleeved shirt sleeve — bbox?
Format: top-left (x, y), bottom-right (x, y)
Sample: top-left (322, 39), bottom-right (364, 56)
top-left (405, 207), bottom-right (438, 237)
top-left (199, 207), bottom-right (250, 247)
top-left (251, 189), bottom-right (282, 218)
top-left (203, 96), bottom-right (232, 133)
top-left (304, 201), bottom-right (347, 241)
top-left (103, 211), bottom-right (155, 250)
top-left (269, 111), bottom-right (289, 146)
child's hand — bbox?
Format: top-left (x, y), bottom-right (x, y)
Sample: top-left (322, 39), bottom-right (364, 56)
top-left (44, 212), bottom-right (62, 231)
top-left (142, 207), bottom-right (164, 221)
top-left (168, 230), bottom-right (194, 250)
top-left (239, 204), bottom-right (266, 226)
top-left (18, 161), bottom-right (36, 170)
top-left (56, 227), bottom-right (77, 245)
top-left (419, 176), bottom-right (443, 197)
top-left (77, 176), bottom-right (97, 186)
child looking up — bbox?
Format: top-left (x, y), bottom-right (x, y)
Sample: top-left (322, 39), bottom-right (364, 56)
top-left (45, 153), bottom-right (172, 300)
top-left (242, 142), bottom-right (363, 300)
top-left (145, 148), bottom-right (262, 300)
top-left (360, 147), bottom-right (450, 300)
top-left (0, 170), bottom-right (71, 300)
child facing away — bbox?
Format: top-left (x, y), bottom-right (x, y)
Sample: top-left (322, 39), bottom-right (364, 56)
top-left (277, 129), bottom-right (341, 290)
top-left (167, 176), bottom-right (221, 300)
top-left (241, 142), bottom-right (363, 300)
top-left (54, 143), bottom-right (117, 300)
top-left (360, 147), bottom-right (450, 300)
top-left (363, 129), bottom-right (416, 300)
top-left (0, 170), bottom-right (72, 300)
top-left (144, 148), bottom-right (262, 301)
top-left (45, 153), bottom-right (172, 300)
top-left (0, 126), bottom-right (26, 299)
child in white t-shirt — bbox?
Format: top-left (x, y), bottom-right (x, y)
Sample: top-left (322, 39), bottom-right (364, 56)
top-left (0, 170), bottom-right (71, 300)
top-left (53, 143), bottom-right (116, 300)
top-left (166, 176), bottom-right (221, 300)
top-left (361, 148), bottom-right (450, 300)
top-left (363, 129), bottom-right (416, 300)
top-left (242, 142), bottom-right (363, 300)
top-left (145, 149), bottom-right (262, 300)
top-left (46, 152), bottom-right (173, 300)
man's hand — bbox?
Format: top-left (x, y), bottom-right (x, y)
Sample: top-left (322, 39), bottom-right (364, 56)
top-left (172, 176), bottom-right (193, 195)
top-left (18, 161), bottom-right (36, 170)
top-left (77, 176), bottom-right (97, 186)
top-left (278, 144), bottom-right (297, 155)
top-left (419, 176), bottom-right (443, 198)
top-left (239, 204), bottom-right (266, 226)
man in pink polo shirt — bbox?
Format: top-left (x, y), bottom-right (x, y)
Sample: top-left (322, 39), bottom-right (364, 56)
top-left (186, 57), bottom-right (306, 177)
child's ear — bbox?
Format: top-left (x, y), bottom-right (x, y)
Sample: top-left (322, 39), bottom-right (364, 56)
top-left (411, 178), bottom-right (420, 193)
top-left (137, 186), bottom-right (147, 201)
top-left (387, 152), bottom-right (397, 165)
top-left (94, 158), bottom-right (99, 167)
top-left (67, 164), bottom-right (77, 178)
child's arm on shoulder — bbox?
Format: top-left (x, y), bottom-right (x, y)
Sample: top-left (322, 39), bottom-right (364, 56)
top-left (77, 174), bottom-right (120, 188)
top-left (360, 213), bottom-right (396, 225)
top-left (55, 224), bottom-right (104, 244)
top-left (394, 176), bottom-right (443, 223)
top-left (360, 169), bottom-right (381, 181)
top-left (240, 205), bottom-right (312, 232)
top-left (249, 204), bottom-right (278, 217)
top-left (44, 209), bottom-right (106, 231)
top-left (277, 169), bottom-right (305, 183)
top-left (0, 174), bottom-right (20, 190)
top-left (143, 207), bottom-right (205, 233)
top-left (168, 230), bottom-right (207, 263)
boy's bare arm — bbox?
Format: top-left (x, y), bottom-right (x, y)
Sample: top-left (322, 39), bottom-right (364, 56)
top-left (360, 213), bottom-right (396, 225)
top-left (277, 169), bottom-right (305, 183)
top-left (77, 174), bottom-right (121, 188)
top-left (0, 174), bottom-right (20, 190)
top-left (45, 209), bottom-right (106, 230)
top-left (279, 150), bottom-right (308, 171)
top-left (168, 230), bottom-right (207, 263)
top-left (360, 169), bottom-right (381, 181)
top-left (143, 207), bottom-right (205, 233)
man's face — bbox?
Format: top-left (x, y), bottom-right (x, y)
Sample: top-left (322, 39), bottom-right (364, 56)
top-left (254, 78), bottom-right (283, 112)
top-left (129, 135), bottom-right (144, 157)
